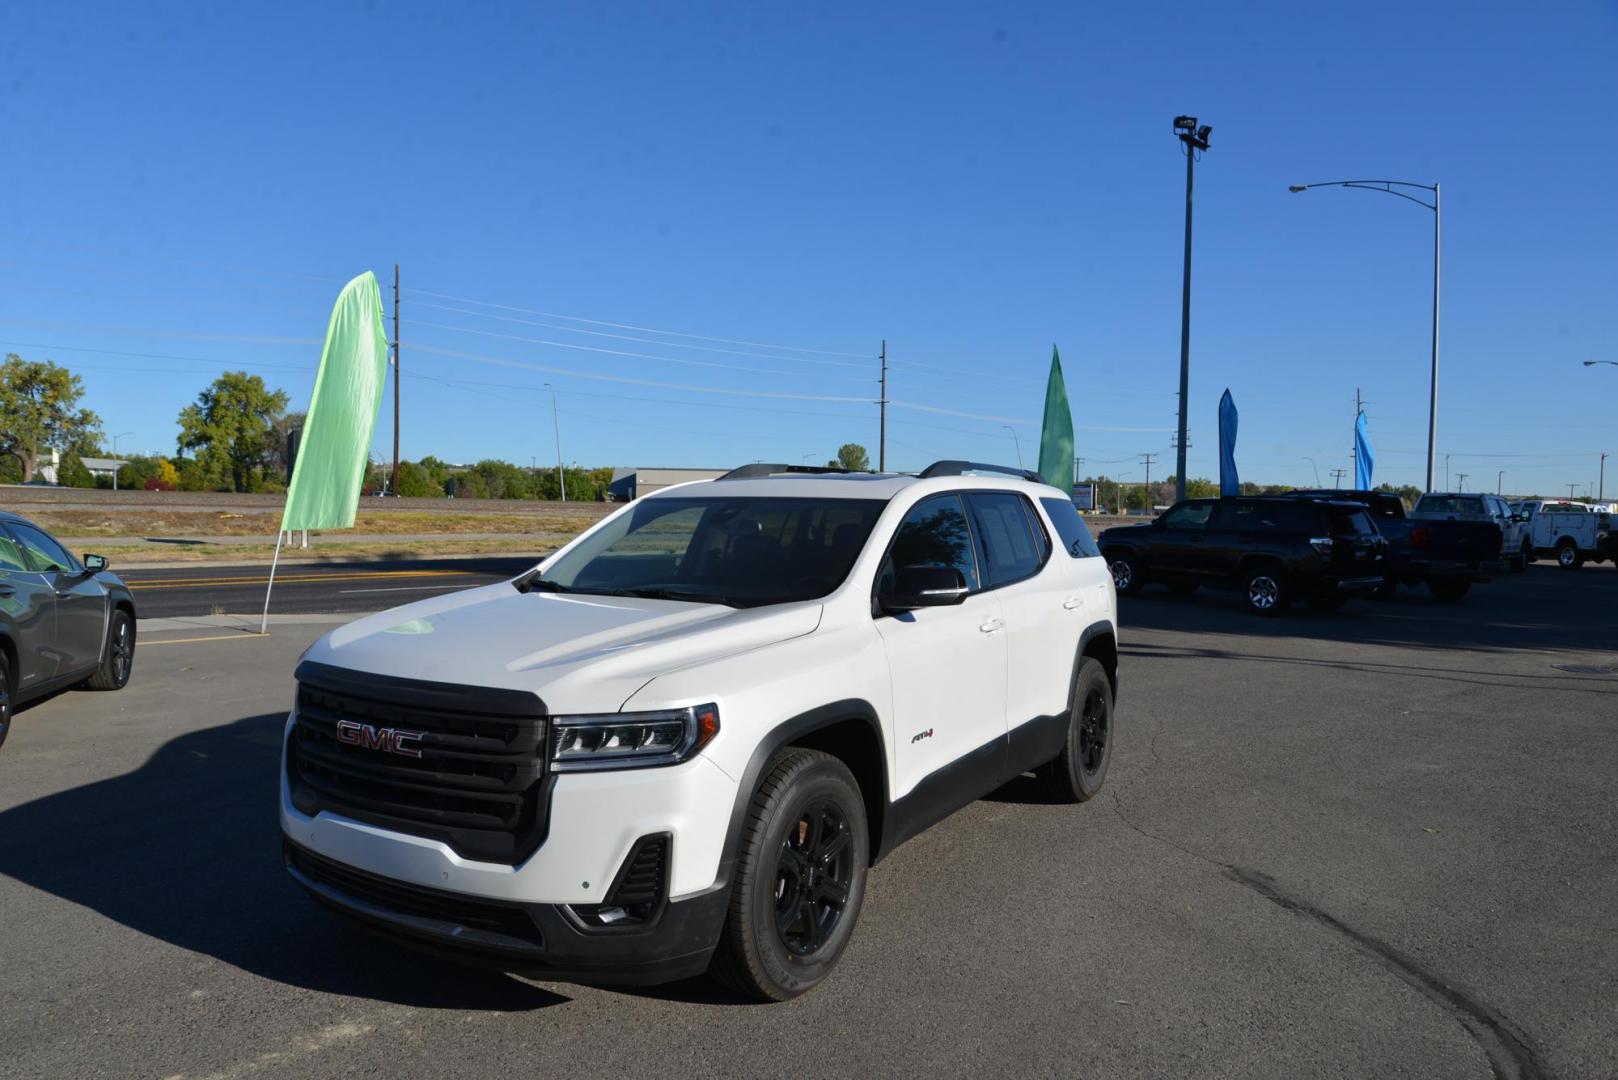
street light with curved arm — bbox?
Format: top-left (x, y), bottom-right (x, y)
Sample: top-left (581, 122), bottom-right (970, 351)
top-left (1584, 360), bottom-right (1617, 368)
top-left (1001, 425), bottom-right (1024, 469)
top-left (1290, 178), bottom-right (1440, 493)
top-left (111, 431), bottom-right (134, 491)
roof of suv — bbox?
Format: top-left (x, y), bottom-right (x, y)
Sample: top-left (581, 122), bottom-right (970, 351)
top-left (642, 461), bottom-right (1069, 502)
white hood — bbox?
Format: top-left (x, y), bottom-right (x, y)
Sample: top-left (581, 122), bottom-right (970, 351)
top-left (302, 582), bottom-right (823, 713)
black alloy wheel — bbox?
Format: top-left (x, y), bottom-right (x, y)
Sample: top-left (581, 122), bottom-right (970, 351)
top-left (774, 802), bottom-right (855, 958)
top-left (1039, 656), bottom-right (1115, 802)
top-left (710, 748), bottom-right (869, 1001)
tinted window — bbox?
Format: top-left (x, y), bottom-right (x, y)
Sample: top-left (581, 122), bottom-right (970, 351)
top-left (0, 527), bottom-right (28, 572)
top-left (542, 496), bottom-right (885, 607)
top-left (1022, 500), bottom-right (1051, 562)
top-left (1416, 495), bottom-right (1484, 515)
top-left (1039, 497), bottom-right (1102, 558)
top-left (10, 522), bottom-right (78, 573)
top-left (1159, 501), bottom-right (1214, 530)
top-left (1329, 508), bottom-right (1377, 536)
top-left (882, 494), bottom-right (980, 593)
top-left (1212, 501), bottom-right (1313, 532)
top-left (967, 492), bottom-right (1043, 586)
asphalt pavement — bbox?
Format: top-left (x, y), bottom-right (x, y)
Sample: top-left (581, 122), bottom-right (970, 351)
top-left (121, 556), bottom-right (538, 618)
top-left (0, 565), bottom-right (1615, 1078)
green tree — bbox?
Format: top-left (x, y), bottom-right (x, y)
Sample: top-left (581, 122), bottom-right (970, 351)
top-left (830, 443), bottom-right (871, 472)
top-left (0, 354), bottom-right (104, 483)
top-left (392, 460), bottom-right (436, 497)
top-left (176, 372), bottom-right (289, 493)
top-left (59, 452), bottom-right (96, 488)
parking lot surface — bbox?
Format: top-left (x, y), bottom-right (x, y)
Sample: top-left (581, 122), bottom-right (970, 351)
top-left (1, 566), bottom-right (1614, 1079)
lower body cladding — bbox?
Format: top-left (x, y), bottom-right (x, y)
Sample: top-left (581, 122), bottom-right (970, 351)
top-left (279, 723), bottom-right (741, 985)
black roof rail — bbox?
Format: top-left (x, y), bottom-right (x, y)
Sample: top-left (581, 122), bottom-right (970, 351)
top-left (716, 463), bottom-right (851, 481)
top-left (918, 460), bottom-right (1042, 483)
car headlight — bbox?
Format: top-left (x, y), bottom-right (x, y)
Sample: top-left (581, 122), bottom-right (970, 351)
top-left (549, 704), bottom-right (719, 772)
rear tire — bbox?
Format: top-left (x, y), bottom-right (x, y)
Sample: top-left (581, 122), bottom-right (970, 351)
top-left (1428, 577), bottom-right (1471, 602)
top-left (0, 651), bottom-right (12, 752)
top-left (1243, 563), bottom-right (1291, 616)
top-left (709, 749), bottom-right (869, 1002)
top-left (1039, 657), bottom-right (1115, 803)
top-left (1108, 552), bottom-right (1146, 595)
top-left (1557, 540), bottom-right (1584, 570)
top-left (84, 610), bottom-right (135, 691)
top-left (1513, 540), bottom-right (1532, 571)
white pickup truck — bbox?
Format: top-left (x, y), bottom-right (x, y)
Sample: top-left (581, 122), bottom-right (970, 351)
top-left (1515, 500), bottom-right (1616, 569)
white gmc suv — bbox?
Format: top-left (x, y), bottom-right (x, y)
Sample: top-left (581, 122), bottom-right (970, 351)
top-left (280, 461), bottom-right (1119, 1000)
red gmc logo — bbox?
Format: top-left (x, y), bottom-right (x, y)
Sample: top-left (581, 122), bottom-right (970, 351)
top-left (334, 718), bottom-right (425, 758)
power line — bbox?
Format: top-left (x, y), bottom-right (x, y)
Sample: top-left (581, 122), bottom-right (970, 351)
top-left (405, 286), bottom-right (869, 358)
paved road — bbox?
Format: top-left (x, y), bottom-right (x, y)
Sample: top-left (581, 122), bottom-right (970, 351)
top-left (1, 566), bottom-right (1615, 1078)
top-left (122, 556), bottom-right (539, 618)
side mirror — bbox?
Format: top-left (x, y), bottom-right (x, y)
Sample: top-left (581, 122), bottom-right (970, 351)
top-left (82, 553), bottom-right (109, 574)
top-left (878, 566), bottom-right (968, 613)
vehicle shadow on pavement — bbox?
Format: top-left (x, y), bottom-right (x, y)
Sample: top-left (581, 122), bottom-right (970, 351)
top-left (1119, 566), bottom-right (1618, 657)
top-left (0, 711), bottom-right (567, 1012)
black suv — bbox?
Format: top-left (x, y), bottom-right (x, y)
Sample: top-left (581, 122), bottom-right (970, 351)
top-left (1097, 496), bottom-right (1387, 615)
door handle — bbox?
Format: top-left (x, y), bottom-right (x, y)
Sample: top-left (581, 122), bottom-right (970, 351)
top-left (978, 618), bottom-right (1004, 634)
top-left (1062, 597), bottom-right (1083, 610)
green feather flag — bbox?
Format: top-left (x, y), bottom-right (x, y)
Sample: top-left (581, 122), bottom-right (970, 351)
top-left (281, 271), bottom-right (391, 531)
top-left (1037, 345), bottom-right (1074, 492)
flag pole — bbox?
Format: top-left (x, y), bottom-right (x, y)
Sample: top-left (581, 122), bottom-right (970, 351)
top-left (260, 529), bottom-right (286, 635)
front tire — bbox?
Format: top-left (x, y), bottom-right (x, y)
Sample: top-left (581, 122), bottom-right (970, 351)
top-left (710, 748), bottom-right (869, 1001)
top-left (1108, 551), bottom-right (1146, 595)
top-left (84, 610), bottom-right (135, 691)
top-left (1243, 563), bottom-right (1291, 616)
top-left (1039, 657), bottom-right (1115, 803)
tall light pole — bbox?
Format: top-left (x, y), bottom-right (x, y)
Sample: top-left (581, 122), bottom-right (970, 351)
top-left (1290, 179), bottom-right (1440, 491)
top-left (1583, 360), bottom-right (1617, 368)
top-left (1303, 456), bottom-right (1320, 486)
top-left (1600, 452), bottom-right (1609, 503)
top-left (111, 431), bottom-right (134, 491)
top-left (544, 383), bottom-right (566, 502)
top-left (1002, 425), bottom-right (1024, 468)
top-left (1444, 453), bottom-right (1451, 491)
top-left (1497, 470), bottom-right (1504, 495)
top-left (1172, 115), bottom-right (1212, 503)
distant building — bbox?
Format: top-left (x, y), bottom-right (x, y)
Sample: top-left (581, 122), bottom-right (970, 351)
top-left (79, 457), bottom-right (130, 483)
top-left (607, 467), bottom-right (726, 501)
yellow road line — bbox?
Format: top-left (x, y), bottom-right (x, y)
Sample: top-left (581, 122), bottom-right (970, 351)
top-left (129, 569), bottom-right (471, 591)
top-left (142, 633), bottom-right (268, 646)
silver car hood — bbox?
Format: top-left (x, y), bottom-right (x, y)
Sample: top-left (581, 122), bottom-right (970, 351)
top-left (301, 582), bottom-right (823, 713)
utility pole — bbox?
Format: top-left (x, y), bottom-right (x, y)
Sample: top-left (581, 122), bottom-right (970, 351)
top-left (1353, 388), bottom-right (1363, 484)
top-left (878, 340), bottom-right (888, 472)
top-left (1140, 453), bottom-right (1157, 506)
top-left (1600, 453), bottom-right (1608, 502)
top-left (545, 383), bottom-right (566, 501)
top-left (1445, 453), bottom-right (1451, 491)
top-left (1567, 482), bottom-right (1579, 500)
top-left (1171, 116), bottom-right (1211, 503)
top-left (392, 264), bottom-right (400, 494)
top-left (1456, 472), bottom-right (1469, 491)
top-left (1073, 457), bottom-right (1084, 488)
top-left (1330, 467), bottom-right (1347, 488)
top-left (1497, 470), bottom-right (1504, 495)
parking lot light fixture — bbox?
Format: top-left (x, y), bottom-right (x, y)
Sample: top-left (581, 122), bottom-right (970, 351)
top-left (1585, 360), bottom-right (1617, 368)
top-left (1290, 178), bottom-right (1440, 492)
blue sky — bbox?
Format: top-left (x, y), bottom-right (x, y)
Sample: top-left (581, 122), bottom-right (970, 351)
top-left (3, 1), bottom-right (1615, 496)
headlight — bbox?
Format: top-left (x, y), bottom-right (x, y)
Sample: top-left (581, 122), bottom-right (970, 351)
top-left (549, 704), bottom-right (719, 772)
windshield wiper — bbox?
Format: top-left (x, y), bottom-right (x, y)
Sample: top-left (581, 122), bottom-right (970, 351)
top-left (514, 570), bottom-right (576, 594)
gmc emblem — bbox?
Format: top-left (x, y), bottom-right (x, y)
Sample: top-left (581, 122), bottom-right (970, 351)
top-left (334, 718), bottom-right (425, 758)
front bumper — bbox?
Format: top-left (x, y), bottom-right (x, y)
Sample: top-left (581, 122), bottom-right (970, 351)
top-left (284, 839), bottom-right (728, 984)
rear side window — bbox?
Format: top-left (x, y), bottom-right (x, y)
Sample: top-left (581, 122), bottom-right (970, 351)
top-left (1417, 495), bottom-right (1484, 515)
top-left (966, 492), bottom-right (1044, 586)
top-left (1039, 497), bottom-right (1102, 558)
top-left (1213, 501), bottom-right (1313, 532)
top-left (1329, 508), bottom-right (1377, 536)
top-left (883, 494), bottom-right (981, 593)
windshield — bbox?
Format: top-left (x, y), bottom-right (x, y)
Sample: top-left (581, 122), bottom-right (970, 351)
top-left (536, 496), bottom-right (886, 607)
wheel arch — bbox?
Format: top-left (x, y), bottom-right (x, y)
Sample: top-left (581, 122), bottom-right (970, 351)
top-left (719, 701), bottom-right (890, 876)
top-left (1077, 620), bottom-right (1118, 701)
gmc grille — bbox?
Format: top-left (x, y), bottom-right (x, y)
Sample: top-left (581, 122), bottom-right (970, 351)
top-left (287, 661), bottom-right (551, 864)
